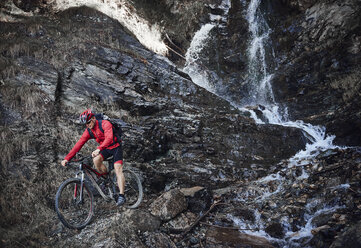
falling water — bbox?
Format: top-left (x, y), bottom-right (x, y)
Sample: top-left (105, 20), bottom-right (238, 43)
top-left (240, 1), bottom-right (342, 246)
top-left (246, 0), bottom-right (275, 105)
top-left (183, 0), bottom-right (342, 247)
top-left (184, 24), bottom-right (217, 93)
top-left (184, 0), bottom-right (337, 164)
top-left (241, 0), bottom-right (338, 162)
top-left (183, 0), bottom-right (231, 95)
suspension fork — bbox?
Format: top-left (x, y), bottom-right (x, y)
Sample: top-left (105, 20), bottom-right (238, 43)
top-left (74, 167), bottom-right (85, 204)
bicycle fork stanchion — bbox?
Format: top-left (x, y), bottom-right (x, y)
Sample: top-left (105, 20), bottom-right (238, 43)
top-left (74, 165), bottom-right (85, 204)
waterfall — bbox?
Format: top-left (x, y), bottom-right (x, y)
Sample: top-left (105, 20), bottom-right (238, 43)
top-left (183, 0), bottom-right (231, 95)
top-left (242, 0), bottom-right (338, 162)
top-left (184, 0), bottom-right (338, 164)
top-left (184, 24), bottom-right (217, 93)
top-left (245, 0), bottom-right (275, 105)
top-left (183, 1), bottom-right (342, 247)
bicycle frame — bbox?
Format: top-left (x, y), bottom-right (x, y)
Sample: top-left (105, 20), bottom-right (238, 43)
top-left (73, 160), bottom-right (115, 202)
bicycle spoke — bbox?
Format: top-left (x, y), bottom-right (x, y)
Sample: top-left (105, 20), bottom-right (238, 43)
top-left (55, 179), bottom-right (94, 229)
top-left (109, 169), bottom-right (143, 208)
top-left (123, 170), bottom-right (143, 208)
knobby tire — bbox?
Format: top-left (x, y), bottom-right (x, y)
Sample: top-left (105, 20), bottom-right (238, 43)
top-left (111, 168), bottom-right (143, 209)
top-left (55, 178), bottom-right (94, 229)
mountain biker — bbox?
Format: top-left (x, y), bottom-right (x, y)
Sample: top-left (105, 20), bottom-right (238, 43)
top-left (61, 109), bottom-right (126, 206)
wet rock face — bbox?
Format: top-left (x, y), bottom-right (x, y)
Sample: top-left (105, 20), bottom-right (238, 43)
top-left (138, 0), bottom-right (361, 146)
top-left (268, 0), bottom-right (361, 146)
top-left (279, 0), bottom-right (318, 11)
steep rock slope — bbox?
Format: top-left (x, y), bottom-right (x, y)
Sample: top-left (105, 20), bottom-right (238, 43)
top-left (0, 6), bottom-right (306, 247)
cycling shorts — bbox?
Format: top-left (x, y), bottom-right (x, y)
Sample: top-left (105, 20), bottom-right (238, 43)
top-left (99, 145), bottom-right (123, 165)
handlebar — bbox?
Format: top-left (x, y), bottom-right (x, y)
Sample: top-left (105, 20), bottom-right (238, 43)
top-left (66, 155), bottom-right (92, 166)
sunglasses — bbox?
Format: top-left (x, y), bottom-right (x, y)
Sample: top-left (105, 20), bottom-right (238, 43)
top-left (86, 120), bottom-right (92, 125)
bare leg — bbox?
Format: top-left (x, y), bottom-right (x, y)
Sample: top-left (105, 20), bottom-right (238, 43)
top-left (114, 163), bottom-right (125, 194)
top-left (93, 155), bottom-right (107, 174)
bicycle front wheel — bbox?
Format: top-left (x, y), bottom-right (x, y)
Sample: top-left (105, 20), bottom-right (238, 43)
top-left (55, 178), bottom-right (94, 229)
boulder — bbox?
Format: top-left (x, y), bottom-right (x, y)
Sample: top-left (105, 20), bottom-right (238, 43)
top-left (330, 221), bottom-right (361, 248)
top-left (180, 186), bottom-right (213, 213)
top-left (150, 189), bottom-right (187, 221)
top-left (265, 222), bottom-right (285, 239)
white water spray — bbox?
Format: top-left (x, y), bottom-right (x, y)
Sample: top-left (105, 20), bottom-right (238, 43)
top-left (246, 0), bottom-right (275, 105)
top-left (53, 0), bottom-right (168, 55)
top-left (183, 0), bottom-right (231, 94)
top-left (183, 24), bottom-right (216, 92)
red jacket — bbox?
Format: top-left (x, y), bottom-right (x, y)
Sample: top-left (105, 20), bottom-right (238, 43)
top-left (65, 120), bottom-right (120, 161)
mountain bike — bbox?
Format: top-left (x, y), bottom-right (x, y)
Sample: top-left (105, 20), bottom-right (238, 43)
top-left (55, 155), bottom-right (143, 229)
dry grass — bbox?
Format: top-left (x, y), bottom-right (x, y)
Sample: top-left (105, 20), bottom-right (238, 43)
top-left (0, 6), bottom-right (145, 80)
top-left (0, 178), bottom-right (30, 227)
top-left (0, 64), bottom-right (18, 80)
top-left (0, 126), bottom-right (32, 168)
top-left (0, 84), bottom-right (53, 123)
top-left (0, 84), bottom-right (54, 166)
top-left (0, 173), bottom-right (55, 247)
top-left (7, 43), bottom-right (31, 58)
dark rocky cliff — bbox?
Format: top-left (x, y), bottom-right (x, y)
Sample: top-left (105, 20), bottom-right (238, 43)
top-left (269, 0), bottom-right (361, 146)
top-left (0, 0), bottom-right (361, 248)
top-left (132, 0), bottom-right (361, 146)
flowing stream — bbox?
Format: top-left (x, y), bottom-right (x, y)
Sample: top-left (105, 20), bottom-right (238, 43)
top-left (183, 0), bottom-right (342, 247)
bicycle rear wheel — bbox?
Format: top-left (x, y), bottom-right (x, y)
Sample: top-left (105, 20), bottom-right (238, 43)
top-left (55, 178), bottom-right (94, 229)
top-left (111, 168), bottom-right (143, 208)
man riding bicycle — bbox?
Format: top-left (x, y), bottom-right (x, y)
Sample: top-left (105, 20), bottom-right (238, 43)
top-left (61, 109), bottom-right (126, 206)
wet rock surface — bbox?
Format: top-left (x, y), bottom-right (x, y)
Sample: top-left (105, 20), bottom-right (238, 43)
top-left (268, 0), bottom-right (361, 146)
top-left (0, 1), bottom-right (360, 248)
top-left (205, 227), bottom-right (275, 248)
